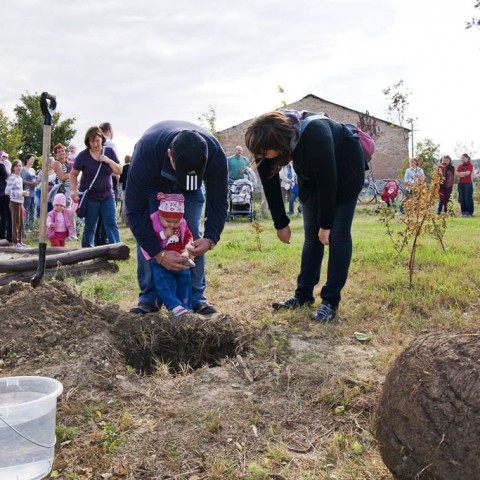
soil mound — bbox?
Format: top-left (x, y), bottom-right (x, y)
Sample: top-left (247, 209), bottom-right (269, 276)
top-left (0, 281), bottom-right (253, 391)
top-left (375, 329), bottom-right (480, 480)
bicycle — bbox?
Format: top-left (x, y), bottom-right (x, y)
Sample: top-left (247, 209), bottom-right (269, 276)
top-left (357, 172), bottom-right (406, 205)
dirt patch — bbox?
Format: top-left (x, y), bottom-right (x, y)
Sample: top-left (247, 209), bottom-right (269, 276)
top-left (0, 281), bottom-right (387, 478)
top-left (375, 329), bottom-right (480, 480)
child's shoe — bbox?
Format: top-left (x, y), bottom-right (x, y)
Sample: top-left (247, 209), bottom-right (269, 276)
top-left (172, 305), bottom-right (190, 316)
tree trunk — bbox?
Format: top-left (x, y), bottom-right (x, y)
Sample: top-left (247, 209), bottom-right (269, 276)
top-left (0, 258), bottom-right (119, 285)
top-left (0, 242), bottom-right (130, 273)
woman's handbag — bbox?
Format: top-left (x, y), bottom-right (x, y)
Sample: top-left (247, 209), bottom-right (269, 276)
top-left (76, 160), bottom-right (103, 219)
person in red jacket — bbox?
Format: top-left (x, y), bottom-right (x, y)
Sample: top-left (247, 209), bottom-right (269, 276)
top-left (456, 154), bottom-right (474, 217)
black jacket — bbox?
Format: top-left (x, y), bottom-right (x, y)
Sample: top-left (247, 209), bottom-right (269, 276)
top-left (125, 120), bottom-right (229, 258)
top-left (259, 117), bottom-right (365, 230)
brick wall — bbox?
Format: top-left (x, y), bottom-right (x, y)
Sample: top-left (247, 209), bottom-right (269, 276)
top-left (218, 95), bottom-right (409, 180)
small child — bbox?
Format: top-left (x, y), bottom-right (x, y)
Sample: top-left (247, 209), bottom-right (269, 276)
top-left (142, 192), bottom-right (195, 316)
top-left (46, 193), bottom-right (77, 247)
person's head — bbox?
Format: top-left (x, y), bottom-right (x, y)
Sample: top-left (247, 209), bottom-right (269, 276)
top-left (124, 154), bottom-right (131, 164)
top-left (48, 155), bottom-right (55, 167)
top-left (68, 144), bottom-right (77, 154)
top-left (11, 159), bottom-right (22, 172)
top-left (157, 192), bottom-right (185, 228)
top-left (23, 153), bottom-right (35, 166)
top-left (168, 130), bottom-right (208, 191)
top-left (99, 122), bottom-right (113, 139)
top-left (245, 111), bottom-right (293, 170)
top-left (410, 158), bottom-right (419, 168)
top-left (441, 155), bottom-right (452, 166)
top-left (53, 193), bottom-right (66, 211)
top-left (461, 153), bottom-right (471, 163)
top-left (84, 126), bottom-right (106, 150)
top-left (234, 146), bottom-right (243, 157)
top-left (0, 151), bottom-right (8, 162)
top-left (53, 143), bottom-right (66, 161)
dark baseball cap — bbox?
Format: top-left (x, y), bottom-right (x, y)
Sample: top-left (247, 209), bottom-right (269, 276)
top-left (171, 130), bottom-right (207, 191)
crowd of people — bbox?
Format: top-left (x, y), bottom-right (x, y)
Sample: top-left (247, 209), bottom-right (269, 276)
top-left (0, 114), bottom-right (477, 320)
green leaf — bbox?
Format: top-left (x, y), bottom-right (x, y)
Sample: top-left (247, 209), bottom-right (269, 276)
top-left (354, 331), bottom-right (372, 342)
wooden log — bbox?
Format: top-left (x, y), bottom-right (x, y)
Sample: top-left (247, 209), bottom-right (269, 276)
top-left (0, 258), bottom-right (119, 286)
top-left (0, 246), bottom-right (78, 255)
top-left (0, 242), bottom-right (130, 273)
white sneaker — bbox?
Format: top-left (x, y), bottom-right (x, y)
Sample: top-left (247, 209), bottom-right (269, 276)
top-left (67, 235), bottom-right (79, 241)
top-left (171, 305), bottom-right (190, 316)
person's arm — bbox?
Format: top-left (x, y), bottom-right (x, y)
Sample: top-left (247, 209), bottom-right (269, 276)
top-left (201, 145), bottom-right (229, 247)
top-left (69, 168), bottom-right (81, 201)
top-left (257, 161), bottom-right (289, 230)
top-left (301, 121), bottom-right (337, 229)
top-left (53, 161), bottom-right (69, 181)
top-left (101, 148), bottom-right (122, 175)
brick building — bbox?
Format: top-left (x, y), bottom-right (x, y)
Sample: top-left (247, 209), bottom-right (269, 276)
top-left (218, 94), bottom-right (409, 180)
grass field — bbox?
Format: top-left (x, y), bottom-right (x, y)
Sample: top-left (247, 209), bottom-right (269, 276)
top-left (48, 202), bottom-right (480, 478)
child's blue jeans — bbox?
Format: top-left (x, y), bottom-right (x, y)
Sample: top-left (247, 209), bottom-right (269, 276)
top-left (149, 258), bottom-right (192, 312)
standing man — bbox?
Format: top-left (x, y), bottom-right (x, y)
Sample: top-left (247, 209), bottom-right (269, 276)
top-left (227, 146), bottom-right (250, 182)
top-left (126, 121), bottom-right (229, 315)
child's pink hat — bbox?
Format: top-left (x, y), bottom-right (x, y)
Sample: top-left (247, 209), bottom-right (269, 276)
top-left (53, 193), bottom-right (66, 207)
top-left (157, 192), bottom-right (185, 218)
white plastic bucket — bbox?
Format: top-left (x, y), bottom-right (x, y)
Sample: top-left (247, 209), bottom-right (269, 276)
top-left (0, 376), bottom-right (63, 480)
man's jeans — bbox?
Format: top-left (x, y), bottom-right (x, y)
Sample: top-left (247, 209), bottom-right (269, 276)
top-left (81, 197), bottom-right (120, 248)
top-left (137, 188), bottom-right (207, 309)
top-left (294, 196), bottom-right (357, 308)
top-left (149, 258), bottom-right (192, 311)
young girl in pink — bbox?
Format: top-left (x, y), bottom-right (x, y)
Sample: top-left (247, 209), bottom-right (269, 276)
top-left (46, 193), bottom-right (77, 246)
top-left (142, 192), bottom-right (195, 316)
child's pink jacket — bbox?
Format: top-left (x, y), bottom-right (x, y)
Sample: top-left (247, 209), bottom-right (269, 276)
top-left (46, 202), bottom-right (77, 239)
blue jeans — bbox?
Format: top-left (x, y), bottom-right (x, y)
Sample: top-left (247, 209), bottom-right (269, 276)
top-left (294, 196), bottom-right (357, 308)
top-left (24, 196), bottom-right (35, 230)
top-left (458, 183), bottom-right (474, 215)
top-left (149, 258), bottom-right (192, 311)
top-left (136, 188), bottom-right (207, 309)
top-left (81, 197), bottom-right (120, 248)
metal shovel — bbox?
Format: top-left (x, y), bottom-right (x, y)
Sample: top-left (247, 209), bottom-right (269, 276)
top-left (31, 92), bottom-right (56, 288)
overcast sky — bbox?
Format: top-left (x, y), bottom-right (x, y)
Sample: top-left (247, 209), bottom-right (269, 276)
top-left (1, 0), bottom-right (478, 160)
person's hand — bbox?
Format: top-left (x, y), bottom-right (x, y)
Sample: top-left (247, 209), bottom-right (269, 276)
top-left (99, 155), bottom-right (110, 163)
top-left (239, 169), bottom-right (245, 174)
top-left (319, 228), bottom-right (330, 245)
top-left (22, 190), bottom-right (29, 197)
top-left (277, 226), bottom-right (291, 244)
top-left (163, 226), bottom-right (173, 238)
top-left (51, 223), bottom-right (56, 228)
top-left (188, 238), bottom-right (213, 256)
top-left (154, 250), bottom-right (190, 271)
top-left (71, 190), bottom-right (79, 202)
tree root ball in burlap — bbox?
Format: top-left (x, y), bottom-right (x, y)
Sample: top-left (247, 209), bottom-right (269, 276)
top-left (375, 330), bottom-right (480, 480)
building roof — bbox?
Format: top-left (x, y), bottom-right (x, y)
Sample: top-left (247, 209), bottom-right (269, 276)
top-left (219, 93), bottom-right (408, 133)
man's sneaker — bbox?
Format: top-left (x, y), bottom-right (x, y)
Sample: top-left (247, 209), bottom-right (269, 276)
top-left (311, 302), bottom-right (337, 323)
top-left (272, 296), bottom-right (314, 310)
top-left (172, 305), bottom-right (190, 316)
top-left (130, 302), bottom-right (160, 314)
top-left (14, 242), bottom-right (26, 249)
top-left (67, 235), bottom-right (78, 241)
top-left (193, 302), bottom-right (216, 315)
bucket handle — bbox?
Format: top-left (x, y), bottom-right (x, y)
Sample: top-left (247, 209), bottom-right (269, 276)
top-left (0, 414), bottom-right (56, 449)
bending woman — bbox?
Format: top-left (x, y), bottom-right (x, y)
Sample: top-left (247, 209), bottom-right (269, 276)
top-left (245, 110), bottom-right (365, 322)
top-left (70, 126), bottom-right (122, 247)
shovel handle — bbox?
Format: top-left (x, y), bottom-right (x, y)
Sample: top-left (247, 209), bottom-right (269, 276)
top-left (40, 92), bottom-right (57, 126)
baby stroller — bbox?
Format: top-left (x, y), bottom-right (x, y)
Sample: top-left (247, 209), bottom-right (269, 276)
top-left (380, 179), bottom-right (399, 207)
top-left (228, 178), bottom-right (256, 221)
